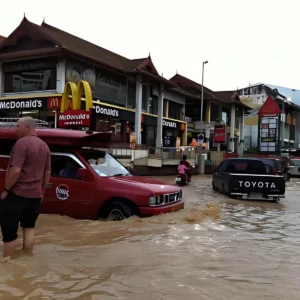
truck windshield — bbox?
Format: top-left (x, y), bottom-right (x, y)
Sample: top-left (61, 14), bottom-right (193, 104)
top-left (81, 152), bottom-right (130, 177)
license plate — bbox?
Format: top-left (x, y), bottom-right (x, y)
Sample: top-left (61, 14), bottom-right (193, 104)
top-left (249, 193), bottom-right (263, 199)
top-left (171, 205), bottom-right (181, 212)
top-left (175, 177), bottom-right (181, 182)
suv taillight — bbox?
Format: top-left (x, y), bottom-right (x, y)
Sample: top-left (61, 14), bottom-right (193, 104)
top-left (272, 168), bottom-right (278, 175)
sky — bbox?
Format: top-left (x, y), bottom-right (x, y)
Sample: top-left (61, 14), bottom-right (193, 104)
top-left (0, 0), bottom-right (299, 92)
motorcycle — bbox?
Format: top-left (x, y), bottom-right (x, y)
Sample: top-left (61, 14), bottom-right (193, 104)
top-left (175, 173), bottom-right (187, 186)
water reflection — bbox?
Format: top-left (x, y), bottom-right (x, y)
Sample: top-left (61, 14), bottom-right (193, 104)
top-left (0, 176), bottom-right (300, 299)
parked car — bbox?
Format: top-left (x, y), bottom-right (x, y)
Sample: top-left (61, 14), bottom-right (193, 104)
top-left (0, 128), bottom-right (184, 221)
top-left (288, 158), bottom-right (300, 177)
top-left (212, 158), bottom-right (286, 201)
top-left (260, 158), bottom-right (290, 181)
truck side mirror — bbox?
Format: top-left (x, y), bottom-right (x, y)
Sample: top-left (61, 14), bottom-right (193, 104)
top-left (77, 168), bottom-right (89, 180)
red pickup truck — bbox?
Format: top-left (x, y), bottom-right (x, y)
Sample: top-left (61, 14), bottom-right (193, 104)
top-left (0, 128), bottom-right (184, 221)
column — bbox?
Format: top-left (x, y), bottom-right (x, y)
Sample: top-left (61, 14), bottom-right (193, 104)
top-left (218, 105), bottom-right (222, 121)
top-left (156, 83), bottom-right (164, 147)
top-left (56, 59), bottom-right (66, 93)
top-left (135, 76), bottom-right (142, 144)
top-left (146, 85), bottom-right (151, 113)
top-left (229, 103), bottom-right (235, 152)
top-left (205, 100), bottom-right (211, 150)
top-left (0, 62), bottom-right (3, 96)
top-left (239, 108), bottom-right (244, 155)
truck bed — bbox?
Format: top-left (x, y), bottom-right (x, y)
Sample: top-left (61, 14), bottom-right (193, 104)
top-left (228, 173), bottom-right (285, 200)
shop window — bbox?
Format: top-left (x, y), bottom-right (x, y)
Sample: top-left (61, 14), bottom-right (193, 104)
top-left (149, 96), bottom-right (158, 115)
top-left (127, 79), bottom-right (136, 108)
top-left (168, 101), bottom-right (182, 120)
top-left (4, 69), bottom-right (57, 93)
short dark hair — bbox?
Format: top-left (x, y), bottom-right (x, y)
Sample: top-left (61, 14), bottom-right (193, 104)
top-left (182, 155), bottom-right (187, 160)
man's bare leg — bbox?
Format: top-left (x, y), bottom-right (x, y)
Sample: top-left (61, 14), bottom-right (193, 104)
top-left (3, 240), bottom-right (18, 260)
top-left (22, 228), bottom-right (35, 254)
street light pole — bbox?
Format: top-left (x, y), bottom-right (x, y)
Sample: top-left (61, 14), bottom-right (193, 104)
top-left (200, 61), bottom-right (208, 140)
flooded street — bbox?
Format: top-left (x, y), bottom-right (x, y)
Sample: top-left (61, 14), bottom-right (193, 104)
top-left (1, 175), bottom-right (300, 300)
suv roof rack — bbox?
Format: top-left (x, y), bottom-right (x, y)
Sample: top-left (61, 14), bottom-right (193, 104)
top-left (0, 118), bottom-right (51, 128)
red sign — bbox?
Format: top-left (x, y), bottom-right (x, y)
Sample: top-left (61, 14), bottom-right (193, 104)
top-left (47, 96), bottom-right (62, 109)
top-left (214, 126), bottom-right (226, 143)
top-left (258, 96), bottom-right (281, 116)
top-left (58, 109), bottom-right (91, 127)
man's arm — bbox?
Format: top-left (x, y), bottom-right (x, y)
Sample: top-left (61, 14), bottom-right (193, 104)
top-left (41, 149), bottom-right (51, 196)
top-left (5, 140), bottom-right (27, 191)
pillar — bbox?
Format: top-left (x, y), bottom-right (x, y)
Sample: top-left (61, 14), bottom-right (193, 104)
top-left (135, 76), bottom-right (142, 144)
top-left (146, 85), bottom-right (151, 113)
top-left (205, 100), bottom-right (211, 149)
top-left (218, 105), bottom-right (222, 121)
top-left (229, 103), bottom-right (235, 152)
top-left (156, 83), bottom-right (164, 147)
top-left (56, 59), bottom-right (66, 93)
top-left (239, 108), bottom-right (244, 155)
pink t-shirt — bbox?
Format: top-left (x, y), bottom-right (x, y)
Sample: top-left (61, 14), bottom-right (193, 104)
top-left (178, 164), bottom-right (188, 174)
top-left (8, 135), bottom-right (51, 198)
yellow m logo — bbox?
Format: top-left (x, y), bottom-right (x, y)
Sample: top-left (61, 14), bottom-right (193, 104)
top-left (60, 80), bottom-right (93, 113)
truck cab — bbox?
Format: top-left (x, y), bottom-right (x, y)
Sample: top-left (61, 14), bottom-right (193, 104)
top-left (0, 127), bottom-right (184, 221)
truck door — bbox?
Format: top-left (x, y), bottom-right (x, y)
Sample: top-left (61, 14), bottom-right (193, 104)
top-left (43, 153), bottom-right (96, 219)
top-left (213, 161), bottom-right (227, 189)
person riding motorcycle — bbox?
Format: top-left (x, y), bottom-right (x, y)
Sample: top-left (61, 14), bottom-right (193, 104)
top-left (181, 155), bottom-right (191, 182)
top-left (177, 161), bottom-right (189, 184)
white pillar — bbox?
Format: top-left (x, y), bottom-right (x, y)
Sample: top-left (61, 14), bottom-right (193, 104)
top-left (56, 59), bottom-right (66, 93)
top-left (146, 85), bottom-right (151, 113)
top-left (135, 76), bottom-right (143, 144)
top-left (239, 108), bottom-right (244, 155)
top-left (0, 62), bottom-right (3, 96)
top-left (156, 83), bottom-right (164, 147)
top-left (229, 103), bottom-right (235, 152)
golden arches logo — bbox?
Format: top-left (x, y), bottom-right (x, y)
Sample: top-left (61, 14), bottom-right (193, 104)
top-left (60, 80), bottom-right (93, 113)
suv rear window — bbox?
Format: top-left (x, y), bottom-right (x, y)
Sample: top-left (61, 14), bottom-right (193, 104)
top-left (225, 160), bottom-right (267, 174)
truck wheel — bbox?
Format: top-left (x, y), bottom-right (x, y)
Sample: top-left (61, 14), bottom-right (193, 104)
top-left (212, 183), bottom-right (217, 191)
top-left (104, 201), bottom-right (133, 221)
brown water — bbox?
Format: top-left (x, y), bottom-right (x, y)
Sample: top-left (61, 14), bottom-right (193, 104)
top-left (1, 176), bottom-right (300, 300)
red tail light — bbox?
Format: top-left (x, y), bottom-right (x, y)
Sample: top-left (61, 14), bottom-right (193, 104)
top-left (272, 168), bottom-right (278, 175)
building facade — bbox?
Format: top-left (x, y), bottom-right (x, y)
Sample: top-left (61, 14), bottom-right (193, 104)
top-left (240, 83), bottom-right (300, 151)
top-left (169, 74), bottom-right (249, 154)
top-left (0, 17), bottom-right (187, 148)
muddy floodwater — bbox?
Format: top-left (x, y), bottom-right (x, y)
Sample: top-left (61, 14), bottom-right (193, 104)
top-left (1, 175), bottom-right (300, 300)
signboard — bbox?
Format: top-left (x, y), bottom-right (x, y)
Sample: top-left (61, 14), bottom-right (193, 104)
top-left (163, 119), bottom-right (177, 128)
top-left (258, 96), bottom-right (281, 116)
top-left (93, 104), bottom-right (120, 117)
top-left (130, 132), bottom-right (136, 149)
top-left (0, 98), bottom-right (47, 110)
top-left (47, 97), bottom-right (62, 109)
top-left (60, 80), bottom-right (92, 112)
top-left (58, 109), bottom-right (91, 127)
top-left (214, 125), bottom-right (226, 143)
top-left (197, 134), bottom-right (204, 143)
top-left (259, 117), bottom-right (278, 152)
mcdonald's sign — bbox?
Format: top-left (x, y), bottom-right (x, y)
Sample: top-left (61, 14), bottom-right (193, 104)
top-left (58, 80), bottom-right (93, 127)
top-left (60, 80), bottom-right (93, 112)
top-left (47, 96), bottom-right (62, 109)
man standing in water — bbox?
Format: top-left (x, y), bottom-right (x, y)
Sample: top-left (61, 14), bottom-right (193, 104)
top-left (0, 117), bottom-right (51, 259)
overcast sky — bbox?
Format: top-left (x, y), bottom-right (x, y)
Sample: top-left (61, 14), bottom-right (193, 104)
top-left (0, 0), bottom-right (299, 91)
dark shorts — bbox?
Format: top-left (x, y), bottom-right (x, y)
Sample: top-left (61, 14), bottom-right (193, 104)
top-left (0, 193), bottom-right (41, 243)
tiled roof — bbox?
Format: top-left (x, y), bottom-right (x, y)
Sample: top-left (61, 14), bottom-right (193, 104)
top-left (215, 90), bottom-right (251, 109)
top-left (0, 35), bottom-right (5, 44)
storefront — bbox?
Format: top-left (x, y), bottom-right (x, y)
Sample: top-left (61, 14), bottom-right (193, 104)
top-left (0, 95), bottom-right (62, 127)
top-left (141, 114), bottom-right (186, 147)
top-left (92, 103), bottom-right (135, 143)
